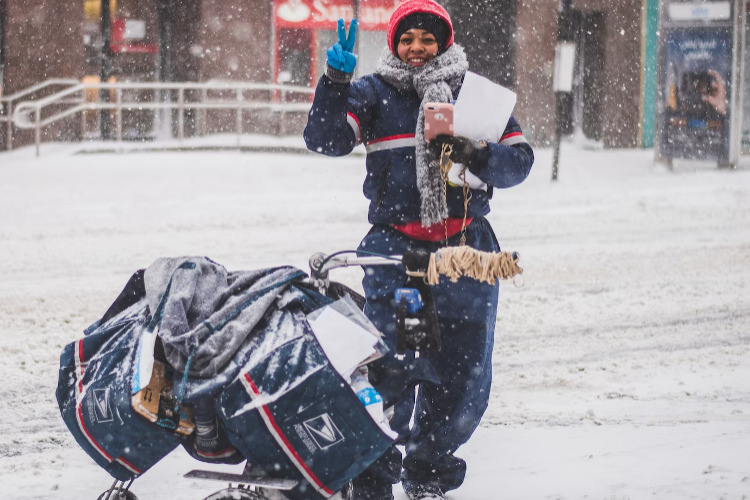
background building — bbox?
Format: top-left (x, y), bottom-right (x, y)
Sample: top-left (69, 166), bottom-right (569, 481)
top-left (515, 0), bottom-right (650, 148)
top-left (0, 0), bottom-right (658, 150)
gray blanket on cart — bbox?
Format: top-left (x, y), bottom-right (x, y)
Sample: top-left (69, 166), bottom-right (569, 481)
top-left (144, 256), bottom-right (305, 378)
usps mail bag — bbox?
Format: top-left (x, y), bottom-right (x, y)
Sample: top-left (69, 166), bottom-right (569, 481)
top-left (55, 270), bottom-right (181, 481)
top-left (216, 292), bottom-right (395, 499)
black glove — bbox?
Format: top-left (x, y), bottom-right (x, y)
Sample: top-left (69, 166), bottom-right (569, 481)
top-left (434, 134), bottom-right (488, 164)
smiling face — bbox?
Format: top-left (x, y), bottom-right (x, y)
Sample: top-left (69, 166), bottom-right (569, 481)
top-left (396, 28), bottom-right (439, 66)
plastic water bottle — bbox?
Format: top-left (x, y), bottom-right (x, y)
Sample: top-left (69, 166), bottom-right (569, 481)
top-left (350, 367), bottom-right (396, 439)
top-left (351, 366), bottom-right (398, 439)
top-left (351, 368), bottom-right (384, 420)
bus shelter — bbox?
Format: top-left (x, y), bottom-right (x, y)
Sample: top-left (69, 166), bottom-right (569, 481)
top-left (656, 0), bottom-right (745, 167)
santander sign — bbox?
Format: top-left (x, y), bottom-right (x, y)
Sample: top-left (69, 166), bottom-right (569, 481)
top-left (275, 0), bottom-right (400, 30)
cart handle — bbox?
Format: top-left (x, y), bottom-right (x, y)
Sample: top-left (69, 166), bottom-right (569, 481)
top-left (309, 247), bottom-right (523, 286)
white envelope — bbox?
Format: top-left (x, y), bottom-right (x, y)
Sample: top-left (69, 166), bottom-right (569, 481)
top-left (448, 72), bottom-right (517, 190)
top-left (454, 71), bottom-right (517, 142)
top-left (307, 307), bottom-right (379, 380)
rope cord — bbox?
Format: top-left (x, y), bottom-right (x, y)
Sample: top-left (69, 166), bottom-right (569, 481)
top-left (439, 143), bottom-right (453, 242)
top-left (426, 246), bottom-right (523, 286)
top-left (457, 164), bottom-right (473, 246)
top-left (438, 142), bottom-right (472, 245)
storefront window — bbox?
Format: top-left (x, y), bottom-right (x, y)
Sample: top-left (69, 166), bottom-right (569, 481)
top-left (355, 30), bottom-right (387, 76)
top-left (279, 29), bottom-right (313, 86)
top-left (82, 0), bottom-right (160, 139)
top-left (274, 0), bottom-right (397, 86)
top-left (315, 29), bottom-right (386, 81)
top-left (83, 0), bottom-right (158, 78)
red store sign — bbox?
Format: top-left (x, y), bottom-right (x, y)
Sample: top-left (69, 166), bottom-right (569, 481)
top-left (274, 0), bottom-right (400, 31)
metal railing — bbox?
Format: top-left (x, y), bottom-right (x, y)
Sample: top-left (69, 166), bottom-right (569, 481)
top-left (0, 78), bottom-right (81, 151)
top-left (5, 79), bottom-right (315, 156)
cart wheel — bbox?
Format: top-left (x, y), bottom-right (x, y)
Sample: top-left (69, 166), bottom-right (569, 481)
top-left (96, 489), bottom-right (138, 500)
top-left (203, 488), bottom-right (268, 500)
top-left (97, 479), bottom-right (139, 500)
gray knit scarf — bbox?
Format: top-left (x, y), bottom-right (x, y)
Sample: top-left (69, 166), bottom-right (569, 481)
top-left (375, 44), bottom-right (469, 227)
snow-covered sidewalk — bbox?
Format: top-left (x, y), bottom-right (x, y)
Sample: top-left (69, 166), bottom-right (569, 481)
top-left (0, 140), bottom-right (748, 499)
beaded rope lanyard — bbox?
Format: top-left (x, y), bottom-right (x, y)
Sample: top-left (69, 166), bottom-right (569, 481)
top-left (438, 143), bottom-right (472, 245)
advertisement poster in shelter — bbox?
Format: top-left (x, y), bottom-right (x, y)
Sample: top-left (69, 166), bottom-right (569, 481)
top-left (661, 27), bottom-right (732, 162)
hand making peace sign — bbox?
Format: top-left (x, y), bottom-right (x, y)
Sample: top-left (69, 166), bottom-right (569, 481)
top-left (326, 18), bottom-right (358, 74)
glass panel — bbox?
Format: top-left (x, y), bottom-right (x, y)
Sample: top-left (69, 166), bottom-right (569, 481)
top-left (279, 29), bottom-right (312, 86)
top-left (358, 30), bottom-right (387, 77)
top-left (315, 28), bottom-right (387, 83)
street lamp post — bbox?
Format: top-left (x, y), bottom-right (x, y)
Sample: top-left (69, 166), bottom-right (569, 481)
top-left (158, 0), bottom-right (173, 84)
top-left (100, 0), bottom-right (112, 140)
top-left (552, 0), bottom-right (576, 181)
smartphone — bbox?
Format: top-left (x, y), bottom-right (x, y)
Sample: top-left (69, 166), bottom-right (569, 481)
top-left (424, 102), bottom-right (454, 142)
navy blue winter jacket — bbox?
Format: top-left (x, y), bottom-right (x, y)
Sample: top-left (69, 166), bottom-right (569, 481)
top-left (304, 73), bottom-right (534, 226)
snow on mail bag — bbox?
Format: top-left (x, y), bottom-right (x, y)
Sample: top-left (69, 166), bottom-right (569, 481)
top-left (57, 256), bottom-right (396, 494)
top-left (55, 270), bottom-right (182, 482)
top-left (216, 291), bottom-right (396, 499)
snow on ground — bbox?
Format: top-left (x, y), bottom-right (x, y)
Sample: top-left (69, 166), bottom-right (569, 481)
top-left (0, 138), bottom-right (748, 500)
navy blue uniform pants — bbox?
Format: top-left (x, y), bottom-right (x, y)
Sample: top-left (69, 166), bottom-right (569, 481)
top-left (355, 217), bottom-right (501, 495)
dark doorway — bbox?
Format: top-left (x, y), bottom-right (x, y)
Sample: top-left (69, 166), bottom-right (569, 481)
top-left (557, 9), bottom-right (606, 141)
top-left (160, 0), bottom-right (201, 83)
top-left (278, 29), bottom-right (313, 89)
top-left (575, 11), bottom-right (605, 142)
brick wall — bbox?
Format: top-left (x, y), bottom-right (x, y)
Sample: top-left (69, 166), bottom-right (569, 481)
top-left (3, 0), bottom-right (84, 147)
top-left (0, 0), bottom-right (645, 149)
top-left (514, 0), bottom-right (642, 148)
top-left (514, 1), bottom-right (558, 146)
top-left (575, 0), bottom-right (642, 148)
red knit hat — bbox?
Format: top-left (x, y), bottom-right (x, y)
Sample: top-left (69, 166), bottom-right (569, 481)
top-left (387, 0), bottom-right (454, 56)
